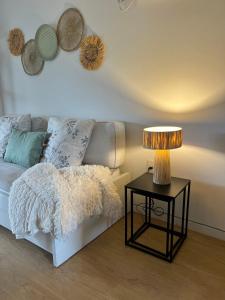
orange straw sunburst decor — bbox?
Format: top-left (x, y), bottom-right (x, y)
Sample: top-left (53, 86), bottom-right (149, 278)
top-left (80, 36), bottom-right (105, 71)
top-left (8, 28), bottom-right (25, 56)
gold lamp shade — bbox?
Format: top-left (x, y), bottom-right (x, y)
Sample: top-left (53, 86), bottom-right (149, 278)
top-left (143, 126), bottom-right (183, 185)
top-left (143, 126), bottom-right (182, 150)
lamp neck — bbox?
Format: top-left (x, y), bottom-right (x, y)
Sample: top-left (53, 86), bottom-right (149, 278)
top-left (153, 150), bottom-right (171, 185)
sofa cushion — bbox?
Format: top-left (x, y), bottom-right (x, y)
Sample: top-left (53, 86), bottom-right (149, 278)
top-left (31, 117), bottom-right (48, 132)
top-left (0, 114), bottom-right (31, 158)
top-left (31, 117), bottom-right (126, 168)
top-left (44, 118), bottom-right (95, 168)
top-left (0, 159), bottom-right (26, 194)
top-left (4, 129), bottom-right (48, 168)
top-left (83, 122), bottom-right (126, 168)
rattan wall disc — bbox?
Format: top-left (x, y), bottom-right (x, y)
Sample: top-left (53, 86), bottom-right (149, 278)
top-left (57, 8), bottom-right (85, 52)
top-left (80, 36), bottom-right (105, 71)
top-left (8, 28), bottom-right (25, 56)
top-left (35, 24), bottom-right (58, 61)
top-left (21, 39), bottom-right (44, 76)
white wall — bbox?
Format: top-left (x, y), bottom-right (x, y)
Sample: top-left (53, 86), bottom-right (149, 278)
top-left (0, 0), bottom-right (225, 239)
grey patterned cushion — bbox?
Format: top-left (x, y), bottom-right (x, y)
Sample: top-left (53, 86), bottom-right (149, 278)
top-left (0, 114), bottom-right (31, 158)
top-left (44, 118), bottom-right (95, 168)
top-left (31, 117), bottom-right (48, 132)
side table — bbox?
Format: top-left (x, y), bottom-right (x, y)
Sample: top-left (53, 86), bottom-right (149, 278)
top-left (125, 173), bottom-right (191, 262)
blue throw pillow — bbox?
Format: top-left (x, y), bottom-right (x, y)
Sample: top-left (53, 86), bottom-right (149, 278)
top-left (4, 129), bottom-right (48, 168)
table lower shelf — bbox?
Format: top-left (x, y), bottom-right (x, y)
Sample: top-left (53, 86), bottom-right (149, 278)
top-left (125, 221), bottom-right (187, 262)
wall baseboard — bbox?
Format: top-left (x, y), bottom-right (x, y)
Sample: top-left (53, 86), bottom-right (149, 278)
top-left (188, 219), bottom-right (225, 241)
top-left (173, 214), bottom-right (225, 241)
top-left (135, 209), bottom-right (225, 241)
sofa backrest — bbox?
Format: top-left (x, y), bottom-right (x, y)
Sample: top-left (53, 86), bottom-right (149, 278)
top-left (31, 117), bottom-right (48, 132)
top-left (31, 117), bottom-right (126, 169)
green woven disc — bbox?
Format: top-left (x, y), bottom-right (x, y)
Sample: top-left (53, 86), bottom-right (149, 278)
top-left (35, 24), bottom-right (58, 61)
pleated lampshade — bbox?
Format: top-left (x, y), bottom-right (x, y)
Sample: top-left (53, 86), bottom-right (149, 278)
top-left (143, 126), bottom-right (183, 150)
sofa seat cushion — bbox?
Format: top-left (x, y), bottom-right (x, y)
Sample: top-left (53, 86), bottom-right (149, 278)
top-left (0, 159), bottom-right (26, 194)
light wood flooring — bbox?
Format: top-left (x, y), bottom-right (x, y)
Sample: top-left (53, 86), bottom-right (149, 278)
top-left (0, 214), bottom-right (225, 300)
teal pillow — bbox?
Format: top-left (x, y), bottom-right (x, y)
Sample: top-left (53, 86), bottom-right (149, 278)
top-left (4, 129), bottom-right (48, 168)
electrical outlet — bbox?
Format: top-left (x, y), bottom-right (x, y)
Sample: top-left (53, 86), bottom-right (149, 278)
top-left (146, 160), bottom-right (153, 172)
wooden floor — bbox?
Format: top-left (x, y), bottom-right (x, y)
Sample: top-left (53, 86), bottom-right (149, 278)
top-left (0, 215), bottom-right (225, 300)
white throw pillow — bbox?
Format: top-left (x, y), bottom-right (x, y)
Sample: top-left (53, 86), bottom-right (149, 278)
top-left (0, 114), bottom-right (31, 158)
top-left (44, 118), bottom-right (95, 168)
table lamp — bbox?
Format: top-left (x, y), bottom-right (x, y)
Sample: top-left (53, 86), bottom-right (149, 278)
top-left (143, 126), bottom-right (183, 185)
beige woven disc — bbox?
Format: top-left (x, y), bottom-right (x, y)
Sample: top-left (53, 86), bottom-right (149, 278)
top-left (80, 36), bottom-right (105, 71)
top-left (57, 8), bottom-right (85, 52)
top-left (8, 28), bottom-right (25, 56)
top-left (21, 39), bottom-right (44, 76)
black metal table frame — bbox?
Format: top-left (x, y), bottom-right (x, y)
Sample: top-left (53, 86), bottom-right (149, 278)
top-left (125, 182), bottom-right (191, 262)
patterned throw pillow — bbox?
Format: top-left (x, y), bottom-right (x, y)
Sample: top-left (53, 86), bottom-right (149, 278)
top-left (44, 118), bottom-right (95, 168)
top-left (0, 114), bottom-right (31, 158)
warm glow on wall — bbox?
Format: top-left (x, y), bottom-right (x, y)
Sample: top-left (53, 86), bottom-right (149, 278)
top-left (107, 0), bottom-right (225, 115)
top-left (142, 79), bottom-right (224, 113)
top-left (107, 68), bottom-right (225, 114)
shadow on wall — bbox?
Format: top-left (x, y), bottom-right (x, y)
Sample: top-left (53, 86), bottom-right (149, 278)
top-left (106, 0), bottom-right (225, 117)
top-left (122, 122), bottom-right (225, 236)
top-left (189, 180), bottom-right (225, 231)
top-left (0, 48), bottom-right (4, 114)
top-left (113, 71), bottom-right (225, 121)
top-left (0, 41), bottom-right (17, 114)
top-left (122, 120), bottom-right (225, 199)
top-left (123, 120), bottom-right (225, 154)
top-left (101, 58), bottom-right (225, 126)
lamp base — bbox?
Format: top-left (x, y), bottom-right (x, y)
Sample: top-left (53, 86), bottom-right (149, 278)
top-left (153, 150), bottom-right (171, 185)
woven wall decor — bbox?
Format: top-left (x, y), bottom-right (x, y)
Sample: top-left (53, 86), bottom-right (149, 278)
top-left (21, 39), bottom-right (44, 76)
top-left (80, 36), bottom-right (105, 71)
top-left (35, 24), bottom-right (58, 61)
top-left (118, 0), bottom-right (136, 11)
top-left (57, 8), bottom-right (85, 52)
top-left (8, 28), bottom-right (25, 56)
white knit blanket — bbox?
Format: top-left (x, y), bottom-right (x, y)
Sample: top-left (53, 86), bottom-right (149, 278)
top-left (9, 163), bottom-right (121, 239)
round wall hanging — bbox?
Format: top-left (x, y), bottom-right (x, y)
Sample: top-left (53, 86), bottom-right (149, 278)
top-left (35, 24), bottom-right (58, 61)
top-left (80, 36), bottom-right (105, 71)
top-left (57, 8), bottom-right (85, 52)
top-left (8, 28), bottom-right (25, 56)
top-left (21, 39), bottom-right (44, 76)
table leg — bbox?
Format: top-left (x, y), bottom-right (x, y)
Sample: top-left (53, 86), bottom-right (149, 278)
top-left (131, 191), bottom-right (134, 241)
top-left (148, 198), bottom-right (152, 224)
top-left (181, 187), bottom-right (186, 236)
top-left (145, 196), bottom-right (148, 224)
top-left (170, 198), bottom-right (175, 262)
top-left (125, 186), bottom-right (128, 245)
top-left (166, 200), bottom-right (171, 257)
top-left (185, 183), bottom-right (191, 237)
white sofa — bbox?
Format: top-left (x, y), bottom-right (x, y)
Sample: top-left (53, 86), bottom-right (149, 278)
top-left (0, 118), bottom-right (130, 266)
